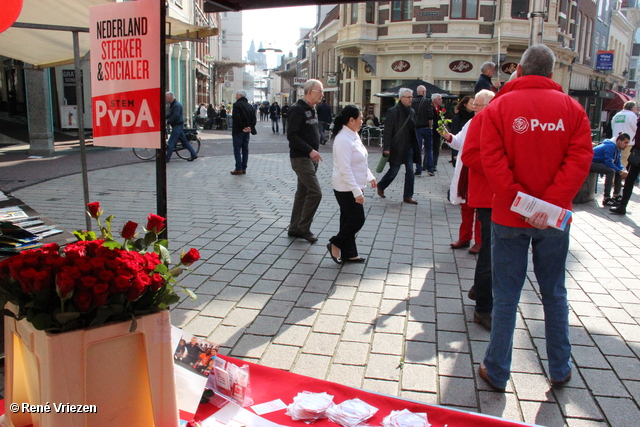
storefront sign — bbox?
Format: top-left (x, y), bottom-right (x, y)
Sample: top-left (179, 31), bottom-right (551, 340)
top-left (501, 62), bottom-right (518, 75)
top-left (391, 60), bottom-right (410, 73)
top-left (595, 51), bottom-right (614, 71)
top-left (327, 75), bottom-right (337, 87)
top-left (448, 60), bottom-right (473, 73)
top-left (364, 64), bottom-right (372, 74)
top-left (60, 105), bottom-right (78, 129)
top-left (89, 0), bottom-right (161, 148)
top-left (62, 70), bottom-right (84, 107)
top-left (294, 77), bottom-right (308, 86)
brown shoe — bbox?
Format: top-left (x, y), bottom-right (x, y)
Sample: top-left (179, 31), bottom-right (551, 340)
top-left (474, 311), bottom-right (492, 331)
top-left (550, 371), bottom-right (572, 387)
top-left (469, 243), bottom-right (482, 254)
top-left (467, 287), bottom-right (476, 300)
top-left (450, 240), bottom-right (471, 249)
top-left (478, 363), bottom-right (505, 392)
top-left (230, 170), bottom-right (243, 175)
top-left (377, 188), bottom-right (386, 198)
top-left (242, 170), bottom-right (246, 174)
top-left (403, 198), bottom-right (418, 205)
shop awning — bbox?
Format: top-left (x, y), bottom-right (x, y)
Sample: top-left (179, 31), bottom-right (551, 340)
top-left (0, 0), bottom-right (217, 69)
top-left (375, 79), bottom-right (457, 98)
top-left (603, 90), bottom-right (634, 111)
top-left (204, 0), bottom-right (354, 12)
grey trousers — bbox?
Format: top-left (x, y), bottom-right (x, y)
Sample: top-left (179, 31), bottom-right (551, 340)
top-left (290, 157), bottom-right (322, 233)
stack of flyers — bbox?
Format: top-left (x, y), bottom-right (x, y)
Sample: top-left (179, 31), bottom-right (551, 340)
top-left (285, 391), bottom-right (334, 422)
top-left (382, 409), bottom-right (430, 427)
top-left (326, 398), bottom-right (378, 427)
top-left (0, 206), bottom-right (28, 221)
top-left (205, 357), bottom-right (252, 407)
top-left (0, 221), bottom-right (42, 252)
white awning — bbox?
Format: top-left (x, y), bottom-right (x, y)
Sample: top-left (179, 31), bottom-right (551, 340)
top-left (0, 0), bottom-right (217, 69)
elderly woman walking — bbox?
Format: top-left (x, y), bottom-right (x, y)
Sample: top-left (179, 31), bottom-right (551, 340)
top-left (327, 105), bottom-right (377, 264)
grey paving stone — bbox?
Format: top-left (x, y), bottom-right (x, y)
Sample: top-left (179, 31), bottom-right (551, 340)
top-left (571, 344), bottom-right (611, 369)
top-left (371, 332), bottom-right (404, 355)
top-left (399, 391), bottom-right (438, 405)
top-left (273, 325), bottom-right (311, 346)
top-left (519, 401), bottom-right (565, 427)
top-left (400, 363), bottom-right (437, 393)
top-left (260, 299), bottom-right (295, 318)
top-left (171, 308), bottom-right (199, 328)
top-left (230, 334), bottom-right (270, 358)
top-left (478, 391), bottom-right (524, 422)
top-left (207, 325), bottom-right (246, 347)
top-left (341, 322), bottom-right (374, 343)
top-left (362, 379), bottom-right (400, 396)
top-left (291, 354), bottom-right (331, 380)
top-left (333, 341), bottom-right (370, 365)
top-left (613, 322), bottom-right (640, 342)
top-left (554, 386), bottom-right (604, 420)
top-left (511, 372), bottom-right (555, 402)
top-left (438, 351), bottom-right (473, 378)
top-left (404, 340), bottom-right (437, 365)
top-left (285, 307), bottom-right (319, 326)
top-left (437, 331), bottom-right (469, 353)
top-left (581, 368), bottom-right (630, 397)
top-left (595, 396), bottom-right (640, 426)
top-left (302, 332), bottom-right (340, 356)
top-left (438, 376), bottom-right (477, 408)
top-left (247, 315), bottom-right (285, 336)
top-left (329, 285), bottom-right (358, 301)
top-left (374, 314), bottom-right (406, 334)
top-left (592, 334), bottom-right (635, 357)
top-left (379, 298), bottom-right (407, 316)
top-left (606, 355), bottom-right (640, 381)
top-left (183, 315), bottom-right (221, 337)
top-left (326, 364), bottom-right (365, 389)
top-left (313, 314), bottom-right (346, 334)
top-left (365, 354), bottom-right (402, 381)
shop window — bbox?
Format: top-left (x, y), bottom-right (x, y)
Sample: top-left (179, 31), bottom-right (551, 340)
top-left (351, 4), bottom-right (358, 24)
top-left (366, 2), bottom-right (375, 23)
top-left (391, 1), bottom-right (413, 22)
top-left (511, 0), bottom-right (529, 18)
top-left (451, 0), bottom-right (478, 19)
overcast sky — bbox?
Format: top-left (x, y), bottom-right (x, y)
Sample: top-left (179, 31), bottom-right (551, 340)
top-left (242, 6), bottom-right (317, 67)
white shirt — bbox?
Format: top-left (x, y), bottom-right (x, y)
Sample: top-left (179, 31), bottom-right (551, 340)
top-left (332, 126), bottom-right (375, 197)
top-left (611, 109), bottom-right (638, 145)
top-left (446, 119), bottom-right (473, 205)
top-left (199, 106), bottom-right (208, 118)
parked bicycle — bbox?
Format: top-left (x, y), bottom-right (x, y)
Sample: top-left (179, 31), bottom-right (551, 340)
top-left (133, 128), bottom-right (202, 160)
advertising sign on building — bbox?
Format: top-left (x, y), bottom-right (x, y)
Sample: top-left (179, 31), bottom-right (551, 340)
top-left (448, 60), bottom-right (473, 73)
top-left (391, 60), bottom-right (410, 73)
top-left (595, 51), bottom-right (615, 71)
top-left (62, 70), bottom-right (84, 107)
top-left (501, 62), bottom-right (518, 75)
top-left (327, 75), bottom-right (337, 87)
top-left (294, 77), bottom-right (308, 86)
top-left (89, 0), bottom-right (161, 148)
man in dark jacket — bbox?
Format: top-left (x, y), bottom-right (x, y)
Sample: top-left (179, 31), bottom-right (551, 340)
top-left (377, 88), bottom-right (420, 204)
top-left (287, 79), bottom-right (324, 243)
top-left (474, 62), bottom-right (500, 94)
top-left (231, 90), bottom-right (257, 175)
top-left (316, 100), bottom-right (332, 145)
top-left (165, 91), bottom-right (198, 162)
top-left (411, 85), bottom-right (434, 176)
top-left (281, 102), bottom-right (290, 133)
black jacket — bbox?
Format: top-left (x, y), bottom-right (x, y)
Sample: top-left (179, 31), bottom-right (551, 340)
top-left (269, 104), bottom-right (280, 120)
top-left (316, 102), bottom-right (332, 124)
top-left (281, 104), bottom-right (290, 118)
top-left (450, 109), bottom-right (474, 134)
top-left (166, 99), bottom-right (184, 126)
top-left (383, 103), bottom-right (420, 166)
top-left (287, 99), bottom-right (320, 158)
top-left (232, 97), bottom-right (256, 135)
top-left (411, 95), bottom-right (434, 128)
top-left (474, 74), bottom-right (496, 95)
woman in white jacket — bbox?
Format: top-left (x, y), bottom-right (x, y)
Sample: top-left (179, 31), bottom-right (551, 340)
top-left (327, 105), bottom-right (377, 264)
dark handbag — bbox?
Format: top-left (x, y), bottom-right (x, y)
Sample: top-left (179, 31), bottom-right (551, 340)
top-left (629, 149), bottom-right (640, 168)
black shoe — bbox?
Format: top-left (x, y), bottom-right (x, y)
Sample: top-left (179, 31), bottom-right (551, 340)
top-left (427, 171), bottom-right (435, 177)
top-left (415, 171), bottom-right (422, 176)
top-left (187, 156), bottom-right (198, 162)
top-left (326, 243), bottom-right (342, 265)
top-left (287, 229), bottom-right (302, 238)
top-left (603, 197), bottom-right (618, 207)
top-left (299, 232), bottom-right (318, 243)
top-left (610, 206), bottom-right (627, 215)
top-left (467, 288), bottom-right (476, 300)
top-left (613, 195), bottom-right (623, 203)
top-left (474, 311), bottom-right (492, 331)
top-left (343, 257), bottom-right (366, 263)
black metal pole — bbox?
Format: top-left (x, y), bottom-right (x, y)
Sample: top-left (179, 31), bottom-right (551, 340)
top-left (73, 31), bottom-right (92, 232)
top-left (157, 0), bottom-right (168, 242)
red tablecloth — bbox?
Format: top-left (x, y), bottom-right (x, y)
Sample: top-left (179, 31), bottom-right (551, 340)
top-left (186, 356), bottom-right (534, 427)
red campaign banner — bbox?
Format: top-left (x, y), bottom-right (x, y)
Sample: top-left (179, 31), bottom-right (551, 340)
top-left (92, 88), bottom-right (161, 137)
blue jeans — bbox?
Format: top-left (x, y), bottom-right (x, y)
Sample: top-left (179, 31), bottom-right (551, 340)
top-left (417, 128), bottom-right (433, 172)
top-left (378, 147), bottom-right (415, 199)
top-left (272, 118), bottom-right (279, 133)
top-left (232, 132), bottom-right (250, 171)
top-left (484, 222), bottom-right (572, 389)
top-left (167, 123), bottom-right (197, 161)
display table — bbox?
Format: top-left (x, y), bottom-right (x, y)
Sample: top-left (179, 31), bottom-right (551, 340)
top-left (187, 356), bottom-right (536, 427)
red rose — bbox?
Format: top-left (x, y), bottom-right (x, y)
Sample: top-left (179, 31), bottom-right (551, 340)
top-left (17, 268), bottom-right (37, 293)
top-left (126, 273), bottom-right (150, 301)
top-left (113, 276), bottom-right (131, 293)
top-left (120, 221), bottom-right (138, 240)
top-left (74, 291), bottom-right (93, 312)
top-left (93, 283), bottom-right (109, 306)
top-left (87, 202), bottom-right (102, 218)
top-left (79, 276), bottom-right (97, 291)
top-left (32, 269), bottom-right (52, 292)
top-left (56, 272), bottom-right (76, 299)
top-left (41, 243), bottom-right (60, 254)
top-left (150, 273), bottom-right (165, 291)
top-left (98, 270), bottom-right (115, 284)
top-left (145, 213), bottom-right (165, 234)
top-left (180, 248), bottom-right (201, 266)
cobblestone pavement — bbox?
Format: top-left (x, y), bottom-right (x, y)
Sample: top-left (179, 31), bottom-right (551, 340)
top-left (10, 121), bottom-right (640, 426)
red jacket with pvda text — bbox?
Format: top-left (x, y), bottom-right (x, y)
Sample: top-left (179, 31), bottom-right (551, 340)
top-left (460, 110), bottom-right (491, 209)
top-left (479, 75), bottom-right (593, 228)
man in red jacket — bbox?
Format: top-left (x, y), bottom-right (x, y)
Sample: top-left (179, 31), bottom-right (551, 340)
top-left (477, 45), bottom-right (593, 392)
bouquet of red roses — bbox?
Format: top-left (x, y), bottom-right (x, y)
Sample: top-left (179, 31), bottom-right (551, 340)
top-left (0, 202), bottom-right (200, 332)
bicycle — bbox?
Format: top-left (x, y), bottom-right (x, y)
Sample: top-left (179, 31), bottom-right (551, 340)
top-left (133, 128), bottom-right (201, 160)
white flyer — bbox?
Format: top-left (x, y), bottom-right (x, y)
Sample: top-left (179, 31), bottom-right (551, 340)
top-left (251, 399), bottom-right (287, 415)
top-left (510, 191), bottom-right (572, 230)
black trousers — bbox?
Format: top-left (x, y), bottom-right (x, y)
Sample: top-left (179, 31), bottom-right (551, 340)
top-left (474, 208), bottom-right (493, 313)
top-left (330, 190), bottom-right (366, 259)
top-left (620, 161), bottom-right (640, 208)
top-left (432, 132), bottom-right (442, 170)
